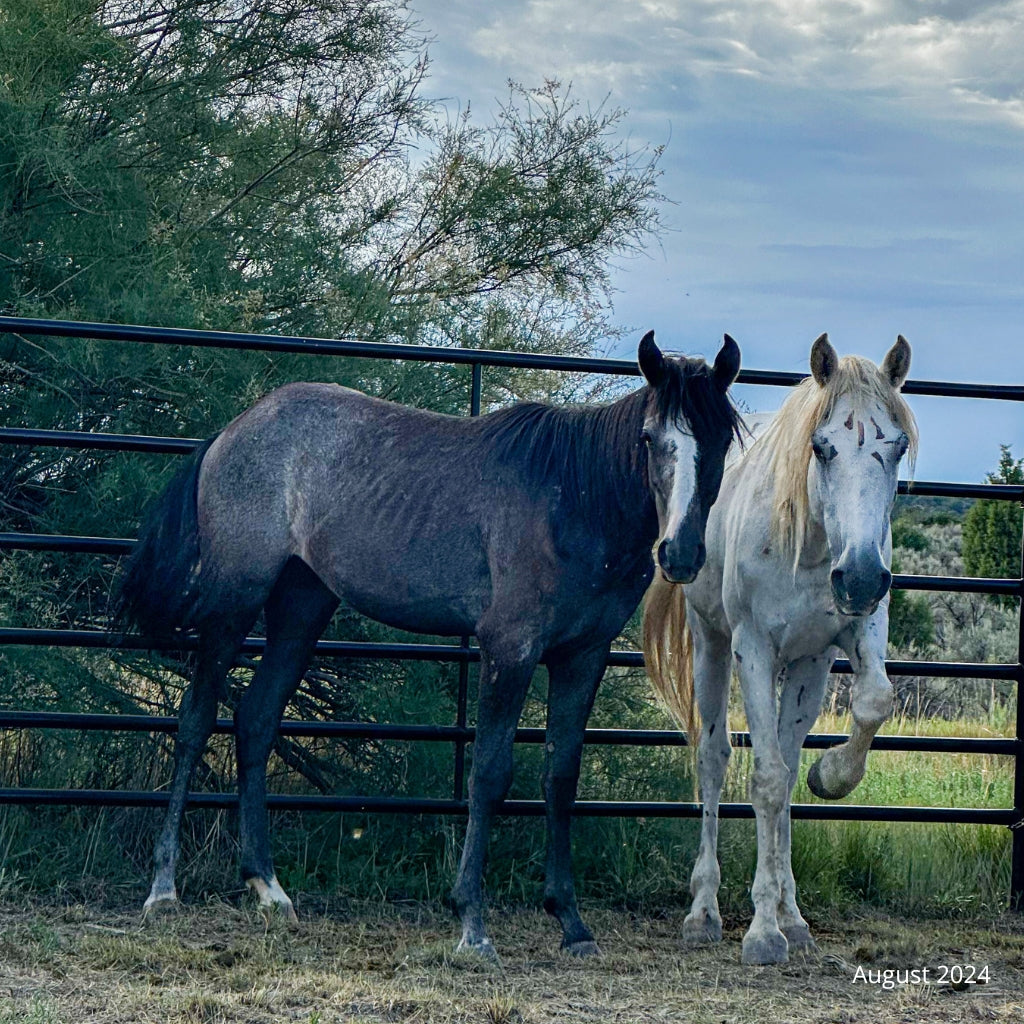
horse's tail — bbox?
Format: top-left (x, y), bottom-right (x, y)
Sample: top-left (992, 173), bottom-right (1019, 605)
top-left (642, 574), bottom-right (698, 750)
top-left (112, 435), bottom-right (220, 638)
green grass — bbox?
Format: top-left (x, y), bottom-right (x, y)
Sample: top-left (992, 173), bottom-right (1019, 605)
top-left (0, 710), bottom-right (1016, 920)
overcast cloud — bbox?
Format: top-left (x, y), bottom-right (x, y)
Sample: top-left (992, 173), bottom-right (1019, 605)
top-left (412, 1), bottom-right (1024, 482)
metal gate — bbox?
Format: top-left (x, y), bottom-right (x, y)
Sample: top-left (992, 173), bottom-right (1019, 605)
top-left (1, 316), bottom-right (1021, 908)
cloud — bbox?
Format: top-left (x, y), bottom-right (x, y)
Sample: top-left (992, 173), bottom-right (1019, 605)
top-left (453, 1), bottom-right (1024, 128)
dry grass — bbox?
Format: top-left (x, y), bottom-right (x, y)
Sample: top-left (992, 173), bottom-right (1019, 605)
top-left (1, 896), bottom-right (1022, 1023)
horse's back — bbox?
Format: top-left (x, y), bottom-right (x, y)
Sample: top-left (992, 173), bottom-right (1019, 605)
top-left (193, 382), bottom-right (517, 635)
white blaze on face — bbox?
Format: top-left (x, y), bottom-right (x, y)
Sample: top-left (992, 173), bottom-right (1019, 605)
top-left (662, 424), bottom-right (699, 541)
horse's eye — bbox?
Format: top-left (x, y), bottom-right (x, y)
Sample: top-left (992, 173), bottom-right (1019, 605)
top-left (892, 431), bottom-right (909, 458)
top-left (641, 430), bottom-right (653, 447)
top-left (811, 436), bottom-right (834, 463)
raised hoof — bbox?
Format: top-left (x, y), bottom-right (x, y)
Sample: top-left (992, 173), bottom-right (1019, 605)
top-left (807, 760), bottom-right (845, 800)
top-left (682, 910), bottom-right (723, 945)
top-left (782, 924), bottom-right (818, 954)
top-left (741, 928), bottom-right (789, 966)
top-left (454, 936), bottom-right (500, 963)
top-left (562, 939), bottom-right (601, 958)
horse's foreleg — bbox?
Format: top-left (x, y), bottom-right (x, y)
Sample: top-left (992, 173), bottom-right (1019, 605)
top-left (450, 643), bottom-right (537, 959)
top-left (541, 643), bottom-right (609, 956)
top-left (682, 621), bottom-right (733, 946)
top-left (235, 559), bottom-right (338, 922)
top-left (775, 653), bottom-right (831, 952)
top-left (733, 627), bottom-right (790, 965)
top-left (807, 610), bottom-right (891, 800)
top-left (145, 628), bottom-right (247, 914)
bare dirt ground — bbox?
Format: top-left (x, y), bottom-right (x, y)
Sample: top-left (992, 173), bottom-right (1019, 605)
top-left (1, 895), bottom-right (1022, 1023)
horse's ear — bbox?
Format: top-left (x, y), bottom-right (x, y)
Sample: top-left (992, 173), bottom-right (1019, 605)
top-left (638, 330), bottom-right (666, 386)
top-left (713, 334), bottom-right (741, 392)
top-left (882, 335), bottom-right (912, 389)
top-left (810, 333), bottom-right (838, 386)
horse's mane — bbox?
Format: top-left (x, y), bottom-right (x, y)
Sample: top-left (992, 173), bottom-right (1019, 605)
top-left (477, 390), bottom-right (648, 524)
top-left (477, 357), bottom-right (742, 526)
top-left (756, 356), bottom-right (918, 562)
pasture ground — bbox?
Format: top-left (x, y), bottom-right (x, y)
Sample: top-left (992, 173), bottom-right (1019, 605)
top-left (1, 895), bottom-right (1022, 1023)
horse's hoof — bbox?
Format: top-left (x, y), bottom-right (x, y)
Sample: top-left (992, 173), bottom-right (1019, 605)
top-left (455, 936), bottom-right (500, 963)
top-left (806, 760), bottom-right (841, 800)
top-left (562, 939), bottom-right (602, 958)
top-left (782, 924), bottom-right (818, 954)
top-left (741, 928), bottom-right (789, 965)
top-left (682, 912), bottom-right (723, 945)
top-left (246, 876), bottom-right (298, 926)
top-left (142, 890), bottom-right (179, 919)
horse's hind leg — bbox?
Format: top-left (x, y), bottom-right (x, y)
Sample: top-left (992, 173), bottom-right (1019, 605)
top-left (682, 619), bottom-right (732, 945)
top-left (541, 642), bottom-right (609, 956)
top-left (235, 558), bottom-right (339, 922)
top-left (145, 624), bottom-right (251, 913)
top-left (450, 640), bottom-right (538, 959)
top-left (775, 653), bottom-right (831, 953)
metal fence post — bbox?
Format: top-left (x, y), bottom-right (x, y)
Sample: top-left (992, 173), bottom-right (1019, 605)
top-left (1012, 506), bottom-right (1024, 911)
top-left (453, 362), bottom-right (482, 802)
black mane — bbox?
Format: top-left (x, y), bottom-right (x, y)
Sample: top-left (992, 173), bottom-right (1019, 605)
top-left (654, 355), bottom-right (745, 446)
top-left (475, 357), bottom-right (742, 526)
top-left (478, 388), bottom-right (649, 523)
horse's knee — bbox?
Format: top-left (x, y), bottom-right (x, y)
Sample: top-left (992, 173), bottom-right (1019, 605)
top-left (750, 758), bottom-right (788, 812)
top-left (852, 671), bottom-right (893, 726)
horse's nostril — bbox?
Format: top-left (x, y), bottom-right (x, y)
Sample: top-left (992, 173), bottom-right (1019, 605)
top-left (877, 568), bottom-right (893, 598)
top-left (830, 568), bottom-right (846, 596)
top-left (657, 539), bottom-right (669, 568)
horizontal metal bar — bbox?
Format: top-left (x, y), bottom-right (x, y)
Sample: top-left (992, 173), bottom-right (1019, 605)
top-left (897, 480), bottom-right (1024, 501)
top-left (0, 627), bottom-right (1018, 680)
top-left (0, 787), bottom-right (1016, 825)
top-left (893, 573), bottom-right (1022, 596)
top-left (0, 533), bottom-right (135, 555)
top-left (0, 427), bottom-right (200, 454)
top-left (3, 316), bottom-right (1022, 401)
top-left (4, 428), bottom-right (1024, 506)
top-left (0, 711), bottom-right (1017, 756)
top-left (3, 534), bottom-right (1022, 601)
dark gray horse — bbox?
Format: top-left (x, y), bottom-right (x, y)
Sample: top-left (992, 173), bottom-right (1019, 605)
top-left (116, 330), bottom-right (742, 957)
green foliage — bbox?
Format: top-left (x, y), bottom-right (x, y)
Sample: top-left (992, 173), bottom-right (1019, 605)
top-left (891, 519), bottom-right (928, 551)
top-left (887, 587), bottom-right (935, 651)
top-left (962, 445), bottom-right (1023, 587)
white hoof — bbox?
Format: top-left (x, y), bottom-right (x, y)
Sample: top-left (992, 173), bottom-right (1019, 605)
top-left (245, 875), bottom-right (298, 924)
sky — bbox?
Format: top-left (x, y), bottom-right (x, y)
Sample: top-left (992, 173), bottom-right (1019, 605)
top-left (410, 0), bottom-right (1024, 484)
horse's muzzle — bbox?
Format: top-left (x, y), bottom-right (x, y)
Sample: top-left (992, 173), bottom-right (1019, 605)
top-left (657, 538), bottom-right (706, 585)
top-left (830, 564), bottom-right (892, 616)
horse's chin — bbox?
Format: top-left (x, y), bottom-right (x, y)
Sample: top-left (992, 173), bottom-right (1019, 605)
top-left (660, 568), bottom-right (699, 586)
top-left (832, 598), bottom-right (880, 618)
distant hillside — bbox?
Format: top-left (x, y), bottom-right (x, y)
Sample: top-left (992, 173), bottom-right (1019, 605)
top-left (894, 494), bottom-right (973, 523)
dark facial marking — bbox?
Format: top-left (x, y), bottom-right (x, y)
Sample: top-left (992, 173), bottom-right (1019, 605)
top-left (709, 723), bottom-right (715, 736)
top-left (795, 718), bottom-right (804, 726)
top-left (844, 412), bottom-right (854, 430)
top-left (857, 420), bottom-right (865, 446)
top-left (797, 685), bottom-right (805, 706)
top-left (871, 416), bottom-right (885, 440)
top-left (734, 651), bottom-right (743, 663)
top-left (871, 451), bottom-right (884, 467)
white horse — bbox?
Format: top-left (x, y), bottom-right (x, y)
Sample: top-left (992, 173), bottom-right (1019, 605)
top-left (643, 334), bottom-right (917, 965)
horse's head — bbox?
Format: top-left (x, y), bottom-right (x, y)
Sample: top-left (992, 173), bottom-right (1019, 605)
top-left (806, 333), bottom-right (915, 616)
top-left (638, 330), bottom-right (742, 584)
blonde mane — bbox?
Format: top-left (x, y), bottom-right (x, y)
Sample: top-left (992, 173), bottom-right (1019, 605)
top-left (756, 356), bottom-right (918, 564)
